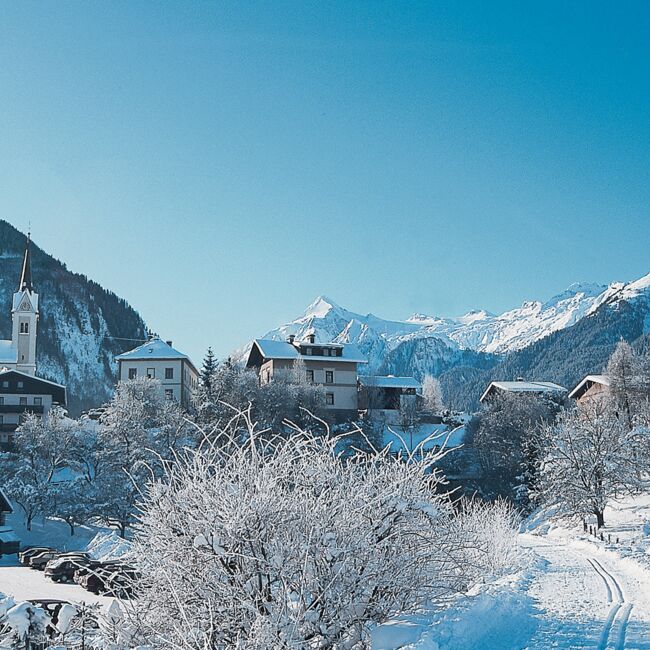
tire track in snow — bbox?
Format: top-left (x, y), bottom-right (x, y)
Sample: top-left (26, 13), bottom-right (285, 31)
top-left (587, 557), bottom-right (631, 650)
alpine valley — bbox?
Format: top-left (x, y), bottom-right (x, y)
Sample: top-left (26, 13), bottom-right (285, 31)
top-left (257, 273), bottom-right (650, 410)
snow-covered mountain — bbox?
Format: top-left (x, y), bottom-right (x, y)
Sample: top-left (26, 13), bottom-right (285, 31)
top-left (257, 273), bottom-right (650, 377)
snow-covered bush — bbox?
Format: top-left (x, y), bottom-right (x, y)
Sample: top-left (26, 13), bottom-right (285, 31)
top-left (118, 412), bottom-right (518, 649)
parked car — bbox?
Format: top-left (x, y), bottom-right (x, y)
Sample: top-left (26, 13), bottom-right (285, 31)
top-left (103, 566), bottom-right (139, 598)
top-left (18, 546), bottom-right (55, 566)
top-left (28, 549), bottom-right (60, 570)
top-left (44, 553), bottom-right (91, 582)
top-left (28, 599), bottom-right (73, 636)
top-left (72, 560), bottom-right (103, 584)
top-left (78, 562), bottom-right (123, 594)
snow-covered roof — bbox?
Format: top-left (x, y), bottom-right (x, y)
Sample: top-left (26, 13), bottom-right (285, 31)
top-left (0, 488), bottom-right (13, 513)
top-left (115, 337), bottom-right (190, 362)
top-left (250, 339), bottom-right (367, 364)
top-left (568, 374), bottom-right (610, 400)
top-left (0, 368), bottom-right (66, 390)
top-left (480, 380), bottom-right (567, 403)
top-left (0, 340), bottom-right (16, 364)
top-left (359, 376), bottom-right (421, 389)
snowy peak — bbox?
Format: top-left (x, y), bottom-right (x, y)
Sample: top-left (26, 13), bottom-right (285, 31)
top-left (256, 271), bottom-right (650, 373)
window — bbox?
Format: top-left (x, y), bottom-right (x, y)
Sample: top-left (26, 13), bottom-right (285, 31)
top-left (17, 382), bottom-right (23, 389)
top-left (1, 382), bottom-right (7, 388)
top-left (147, 368), bottom-right (155, 379)
top-left (128, 368), bottom-right (137, 380)
top-left (0, 415), bottom-right (3, 425)
top-left (0, 397), bottom-right (3, 405)
top-left (165, 389), bottom-right (174, 400)
top-left (326, 393), bottom-right (334, 405)
top-left (19, 397), bottom-right (27, 406)
top-left (20, 322), bottom-right (29, 334)
top-left (34, 397), bottom-right (42, 406)
top-left (304, 348), bottom-right (312, 356)
top-left (323, 348), bottom-right (330, 356)
top-left (165, 367), bottom-right (174, 380)
top-left (306, 369), bottom-right (314, 383)
top-left (325, 371), bottom-right (334, 384)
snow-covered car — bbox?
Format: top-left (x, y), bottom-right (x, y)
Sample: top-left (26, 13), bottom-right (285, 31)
top-left (28, 549), bottom-right (60, 570)
top-left (77, 562), bottom-right (125, 594)
top-left (18, 546), bottom-right (55, 566)
top-left (44, 553), bottom-right (91, 582)
top-left (103, 566), bottom-right (139, 598)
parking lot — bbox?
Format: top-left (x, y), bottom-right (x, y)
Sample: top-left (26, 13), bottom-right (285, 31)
top-left (0, 556), bottom-right (113, 606)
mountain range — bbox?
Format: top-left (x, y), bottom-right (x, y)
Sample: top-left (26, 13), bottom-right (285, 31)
top-left (258, 274), bottom-right (650, 410)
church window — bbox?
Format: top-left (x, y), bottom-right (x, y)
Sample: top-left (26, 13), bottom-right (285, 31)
top-left (165, 368), bottom-right (174, 379)
top-left (20, 322), bottom-right (29, 334)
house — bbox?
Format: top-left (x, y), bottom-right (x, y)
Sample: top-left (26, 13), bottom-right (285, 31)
top-left (0, 370), bottom-right (67, 449)
top-left (0, 488), bottom-right (20, 556)
top-left (480, 379), bottom-right (567, 403)
top-left (358, 375), bottom-right (421, 411)
top-left (246, 334), bottom-right (367, 420)
top-left (115, 337), bottom-right (199, 409)
top-left (568, 375), bottom-right (610, 405)
top-left (0, 233), bottom-right (68, 449)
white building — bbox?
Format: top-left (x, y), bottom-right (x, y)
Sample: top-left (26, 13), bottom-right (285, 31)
top-left (246, 335), bottom-right (367, 421)
top-left (116, 337), bottom-right (199, 410)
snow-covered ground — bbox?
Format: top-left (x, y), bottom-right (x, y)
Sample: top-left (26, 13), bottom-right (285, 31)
top-left (0, 512), bottom-right (128, 606)
top-left (374, 493), bottom-right (650, 649)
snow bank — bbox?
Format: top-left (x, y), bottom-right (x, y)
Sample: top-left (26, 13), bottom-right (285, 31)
top-left (85, 531), bottom-right (132, 562)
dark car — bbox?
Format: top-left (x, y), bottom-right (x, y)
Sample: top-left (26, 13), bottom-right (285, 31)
top-left (103, 566), bottom-right (139, 598)
top-left (78, 562), bottom-right (123, 594)
top-left (72, 559), bottom-right (103, 584)
top-left (18, 546), bottom-right (55, 566)
top-left (44, 554), bottom-right (91, 582)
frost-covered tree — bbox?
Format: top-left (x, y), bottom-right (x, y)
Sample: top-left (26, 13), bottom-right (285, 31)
top-left (535, 401), bottom-right (650, 528)
top-left (467, 392), bottom-right (561, 506)
top-left (421, 375), bottom-right (444, 413)
top-left (607, 340), bottom-right (641, 426)
top-left (116, 414), bottom-right (518, 649)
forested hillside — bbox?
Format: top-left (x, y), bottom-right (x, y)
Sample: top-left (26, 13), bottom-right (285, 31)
top-left (0, 221), bottom-right (148, 414)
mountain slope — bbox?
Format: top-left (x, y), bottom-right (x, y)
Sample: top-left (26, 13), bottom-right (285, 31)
top-left (0, 221), bottom-right (148, 415)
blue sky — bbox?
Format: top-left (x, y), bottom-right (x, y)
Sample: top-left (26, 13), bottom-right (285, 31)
top-left (0, 2), bottom-right (648, 362)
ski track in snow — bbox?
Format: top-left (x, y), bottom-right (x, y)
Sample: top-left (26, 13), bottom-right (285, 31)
top-left (522, 535), bottom-right (650, 650)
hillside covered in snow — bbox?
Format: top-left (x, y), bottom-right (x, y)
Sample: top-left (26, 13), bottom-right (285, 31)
top-left (0, 221), bottom-right (148, 414)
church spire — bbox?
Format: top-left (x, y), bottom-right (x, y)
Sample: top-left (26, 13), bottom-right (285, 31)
top-left (18, 232), bottom-right (33, 293)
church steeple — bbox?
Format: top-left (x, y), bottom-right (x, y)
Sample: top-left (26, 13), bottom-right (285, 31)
top-left (18, 232), bottom-right (33, 293)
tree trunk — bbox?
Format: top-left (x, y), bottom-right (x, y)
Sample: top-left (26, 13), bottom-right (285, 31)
top-left (595, 509), bottom-right (605, 529)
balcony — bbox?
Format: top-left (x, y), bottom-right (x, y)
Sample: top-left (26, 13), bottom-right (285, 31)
top-left (0, 404), bottom-right (45, 414)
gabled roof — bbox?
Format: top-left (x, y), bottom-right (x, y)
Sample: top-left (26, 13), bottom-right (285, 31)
top-left (358, 375), bottom-right (421, 389)
top-left (0, 488), bottom-right (13, 513)
top-left (0, 369), bottom-right (66, 390)
top-left (248, 339), bottom-right (367, 365)
top-left (116, 337), bottom-right (190, 362)
top-left (0, 369), bottom-right (67, 405)
top-left (480, 380), bottom-right (567, 403)
top-left (568, 374), bottom-right (610, 400)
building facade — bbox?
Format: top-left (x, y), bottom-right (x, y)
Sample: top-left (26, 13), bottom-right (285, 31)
top-left (246, 335), bottom-right (367, 420)
top-left (568, 375), bottom-right (610, 405)
top-left (115, 337), bottom-right (199, 410)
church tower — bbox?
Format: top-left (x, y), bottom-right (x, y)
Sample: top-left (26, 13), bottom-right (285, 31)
top-left (11, 234), bottom-right (38, 376)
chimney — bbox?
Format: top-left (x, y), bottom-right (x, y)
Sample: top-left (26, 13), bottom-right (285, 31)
top-left (516, 376), bottom-right (524, 382)
top-left (307, 333), bottom-right (316, 344)
top-left (287, 334), bottom-right (295, 344)
top-left (166, 340), bottom-right (173, 347)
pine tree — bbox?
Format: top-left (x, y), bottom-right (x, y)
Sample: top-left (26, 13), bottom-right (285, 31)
top-left (200, 347), bottom-right (217, 390)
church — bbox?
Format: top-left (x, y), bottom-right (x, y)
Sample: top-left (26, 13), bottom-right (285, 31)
top-left (0, 235), bottom-right (67, 449)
